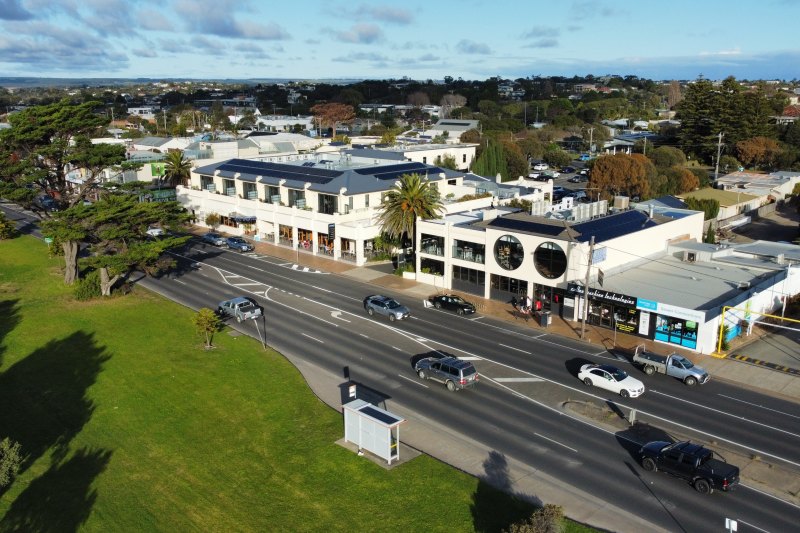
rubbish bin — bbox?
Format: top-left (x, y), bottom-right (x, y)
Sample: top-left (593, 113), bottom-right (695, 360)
top-left (539, 310), bottom-right (551, 327)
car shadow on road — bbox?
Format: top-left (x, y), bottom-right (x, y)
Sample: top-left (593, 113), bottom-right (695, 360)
top-left (409, 350), bottom-right (457, 370)
top-left (564, 357), bottom-right (595, 378)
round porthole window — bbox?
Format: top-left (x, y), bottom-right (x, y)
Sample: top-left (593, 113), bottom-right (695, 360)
top-left (534, 241), bottom-right (567, 279)
top-left (494, 235), bottom-right (524, 270)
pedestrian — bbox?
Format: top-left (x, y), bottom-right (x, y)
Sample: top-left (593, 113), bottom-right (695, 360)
top-left (510, 295), bottom-right (518, 310)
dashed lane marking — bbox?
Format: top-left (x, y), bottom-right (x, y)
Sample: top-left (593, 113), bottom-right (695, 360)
top-left (494, 377), bottom-right (544, 383)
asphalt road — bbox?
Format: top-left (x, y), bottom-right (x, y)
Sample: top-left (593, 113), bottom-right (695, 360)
top-left (140, 241), bottom-right (800, 532)
top-left (4, 202), bottom-right (800, 532)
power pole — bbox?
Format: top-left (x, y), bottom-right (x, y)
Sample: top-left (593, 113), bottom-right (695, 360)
top-left (587, 127), bottom-right (594, 154)
top-left (643, 137), bottom-right (647, 156)
top-left (580, 236), bottom-right (595, 340)
top-left (714, 132), bottom-right (725, 181)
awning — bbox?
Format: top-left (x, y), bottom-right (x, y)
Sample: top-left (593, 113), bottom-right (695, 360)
top-left (229, 212), bottom-right (257, 223)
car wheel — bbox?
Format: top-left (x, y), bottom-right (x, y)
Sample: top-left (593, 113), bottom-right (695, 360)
top-left (236, 316), bottom-right (242, 323)
top-left (446, 380), bottom-right (456, 392)
top-left (642, 458), bottom-right (657, 472)
top-left (389, 314), bottom-right (396, 322)
top-left (457, 308), bottom-right (464, 316)
top-left (417, 369), bottom-right (426, 379)
top-left (644, 365), bottom-right (656, 375)
top-left (434, 301), bottom-right (442, 309)
top-left (685, 376), bottom-right (697, 386)
top-left (583, 378), bottom-right (593, 387)
top-left (694, 478), bottom-right (712, 494)
top-left (620, 389), bottom-right (630, 398)
top-left (367, 308), bottom-right (374, 316)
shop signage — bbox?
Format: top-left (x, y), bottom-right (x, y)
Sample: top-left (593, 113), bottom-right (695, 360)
top-left (638, 311), bottom-right (651, 335)
top-left (636, 298), bottom-right (658, 311)
top-left (328, 223), bottom-right (335, 241)
top-left (567, 283), bottom-right (636, 307)
top-left (656, 302), bottom-right (705, 323)
top-left (592, 246), bottom-right (607, 265)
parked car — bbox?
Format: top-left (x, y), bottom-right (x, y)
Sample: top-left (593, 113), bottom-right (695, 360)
top-left (146, 227), bottom-right (165, 238)
top-left (415, 356), bottom-right (479, 391)
top-left (568, 175), bottom-right (588, 183)
top-left (532, 162), bottom-right (549, 171)
top-left (633, 344), bottom-right (710, 385)
top-left (577, 363), bottom-right (645, 398)
top-left (202, 232), bottom-right (226, 246)
top-left (226, 236), bottom-right (254, 252)
top-left (363, 294), bottom-right (410, 322)
top-left (561, 166), bottom-right (577, 174)
top-left (639, 441), bottom-right (740, 494)
top-left (34, 195), bottom-right (60, 212)
top-left (578, 154), bottom-right (592, 161)
top-left (428, 294), bottom-right (476, 315)
top-left (217, 296), bottom-right (263, 322)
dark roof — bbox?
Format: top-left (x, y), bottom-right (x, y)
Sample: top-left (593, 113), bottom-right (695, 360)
top-left (354, 161), bottom-right (443, 181)
top-left (484, 209), bottom-right (659, 243)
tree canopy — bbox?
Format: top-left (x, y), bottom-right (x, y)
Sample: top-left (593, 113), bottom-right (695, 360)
top-left (590, 154), bottom-right (653, 200)
top-left (377, 173), bottom-right (444, 254)
top-left (0, 98), bottom-right (126, 210)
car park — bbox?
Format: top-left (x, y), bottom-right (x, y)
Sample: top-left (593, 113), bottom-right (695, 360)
top-left (202, 232), bottom-right (226, 246)
top-left (577, 363), bottom-right (645, 398)
top-left (414, 356), bottom-right (478, 391)
top-left (428, 294), bottom-right (476, 315)
top-left (226, 236), bottom-right (254, 252)
top-left (363, 294), bottom-right (410, 321)
top-left (533, 163), bottom-right (549, 171)
top-left (561, 166), bottom-right (577, 174)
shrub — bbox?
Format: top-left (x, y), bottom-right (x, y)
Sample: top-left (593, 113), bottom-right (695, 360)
top-left (505, 504), bottom-right (564, 533)
top-left (0, 211), bottom-right (17, 239)
top-left (74, 269), bottom-right (102, 301)
top-left (0, 437), bottom-right (22, 489)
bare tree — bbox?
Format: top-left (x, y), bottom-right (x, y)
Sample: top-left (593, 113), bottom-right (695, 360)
top-left (440, 94), bottom-right (467, 119)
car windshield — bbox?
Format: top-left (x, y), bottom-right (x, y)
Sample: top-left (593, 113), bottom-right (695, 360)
top-left (676, 356), bottom-right (693, 369)
top-left (231, 238), bottom-right (244, 243)
top-left (452, 297), bottom-right (467, 304)
top-left (610, 368), bottom-right (628, 381)
top-left (386, 300), bottom-right (401, 309)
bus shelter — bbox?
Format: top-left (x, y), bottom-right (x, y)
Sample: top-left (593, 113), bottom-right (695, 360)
top-left (343, 399), bottom-right (406, 465)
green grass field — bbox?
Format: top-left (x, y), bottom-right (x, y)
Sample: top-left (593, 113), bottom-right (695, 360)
top-left (0, 235), bottom-right (595, 532)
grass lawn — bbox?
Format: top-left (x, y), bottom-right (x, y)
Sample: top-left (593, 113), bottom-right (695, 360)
top-left (0, 235), bottom-right (596, 532)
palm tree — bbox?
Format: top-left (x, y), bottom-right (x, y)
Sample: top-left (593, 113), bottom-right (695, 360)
top-left (376, 173), bottom-right (444, 268)
top-left (163, 150), bottom-right (191, 187)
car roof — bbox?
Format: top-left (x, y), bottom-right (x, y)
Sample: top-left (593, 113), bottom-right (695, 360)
top-left (595, 364), bottom-right (622, 373)
top-left (367, 294), bottom-right (392, 302)
top-left (228, 296), bottom-right (251, 304)
top-left (434, 356), bottom-right (473, 368)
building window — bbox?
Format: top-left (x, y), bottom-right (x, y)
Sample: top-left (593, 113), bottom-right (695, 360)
top-left (420, 258), bottom-right (444, 275)
top-left (490, 274), bottom-right (527, 301)
top-left (453, 239), bottom-right (484, 263)
top-left (533, 241), bottom-right (567, 279)
top-left (266, 185), bottom-right (280, 204)
top-left (318, 194), bottom-right (337, 214)
top-left (365, 194), bottom-right (370, 208)
top-left (654, 316), bottom-right (698, 350)
top-left (452, 265), bottom-right (486, 296)
top-left (494, 235), bottom-right (524, 270)
top-left (420, 234), bottom-right (444, 256)
top-left (423, 156), bottom-right (427, 164)
top-left (288, 189), bottom-right (305, 208)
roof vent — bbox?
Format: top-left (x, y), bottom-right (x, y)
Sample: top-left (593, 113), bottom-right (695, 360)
top-left (683, 251), bottom-right (696, 263)
top-left (738, 281), bottom-right (750, 290)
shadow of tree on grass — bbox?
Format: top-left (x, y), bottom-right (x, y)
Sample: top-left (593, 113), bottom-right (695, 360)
top-left (0, 331), bottom-right (110, 473)
top-left (0, 447), bottom-right (112, 533)
top-left (470, 450), bottom-right (541, 533)
top-left (0, 298), bottom-right (22, 368)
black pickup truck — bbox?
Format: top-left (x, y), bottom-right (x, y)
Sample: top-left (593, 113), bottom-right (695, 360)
top-left (639, 441), bottom-right (740, 494)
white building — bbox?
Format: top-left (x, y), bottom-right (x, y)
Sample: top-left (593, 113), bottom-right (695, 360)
top-left (414, 202), bottom-right (800, 354)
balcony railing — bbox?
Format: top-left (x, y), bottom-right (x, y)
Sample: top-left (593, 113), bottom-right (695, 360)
top-left (453, 246), bottom-right (484, 264)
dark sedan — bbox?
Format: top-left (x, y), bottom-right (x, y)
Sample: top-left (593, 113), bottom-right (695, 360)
top-left (428, 294), bottom-right (476, 315)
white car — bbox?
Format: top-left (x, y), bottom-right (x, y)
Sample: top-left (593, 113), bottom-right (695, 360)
top-left (533, 163), bottom-right (549, 171)
top-left (578, 364), bottom-right (645, 398)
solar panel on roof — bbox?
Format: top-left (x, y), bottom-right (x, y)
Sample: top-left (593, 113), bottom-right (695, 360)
top-left (488, 217), bottom-right (568, 237)
top-left (573, 210), bottom-right (655, 243)
top-left (213, 159), bottom-right (340, 185)
top-left (359, 405), bottom-right (403, 425)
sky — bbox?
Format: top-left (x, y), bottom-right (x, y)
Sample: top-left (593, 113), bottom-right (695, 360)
top-left (1, 0), bottom-right (799, 82)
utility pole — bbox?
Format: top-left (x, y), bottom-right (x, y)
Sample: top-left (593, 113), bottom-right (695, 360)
top-left (587, 127), bottom-right (594, 155)
top-left (643, 137), bottom-right (647, 156)
top-left (580, 236), bottom-right (595, 340)
top-left (714, 132), bottom-right (725, 182)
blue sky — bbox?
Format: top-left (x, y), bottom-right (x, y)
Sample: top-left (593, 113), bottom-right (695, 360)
top-left (1, 0), bottom-right (799, 81)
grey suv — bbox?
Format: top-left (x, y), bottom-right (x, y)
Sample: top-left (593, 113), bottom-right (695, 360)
top-left (415, 356), bottom-right (478, 391)
top-left (363, 295), bottom-right (410, 322)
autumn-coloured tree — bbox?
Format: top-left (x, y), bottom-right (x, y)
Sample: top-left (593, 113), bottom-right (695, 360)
top-left (735, 136), bottom-right (782, 170)
top-left (590, 153), bottom-right (653, 200)
top-left (310, 103), bottom-right (355, 136)
top-left (439, 93), bottom-right (467, 118)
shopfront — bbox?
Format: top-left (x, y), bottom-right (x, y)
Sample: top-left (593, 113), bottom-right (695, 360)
top-left (637, 299), bottom-right (703, 350)
top-left (567, 284), bottom-right (644, 337)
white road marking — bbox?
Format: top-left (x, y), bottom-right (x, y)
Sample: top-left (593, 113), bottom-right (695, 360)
top-left (494, 377), bottom-right (544, 383)
top-left (498, 343), bottom-right (531, 354)
top-left (301, 333), bottom-right (324, 344)
top-left (718, 394), bottom-right (800, 420)
top-left (331, 311), bottom-right (350, 322)
top-left (650, 390), bottom-right (800, 439)
top-left (398, 374), bottom-right (428, 388)
top-left (172, 279), bottom-right (186, 285)
top-left (458, 356), bottom-right (483, 361)
top-left (534, 432), bottom-right (577, 452)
